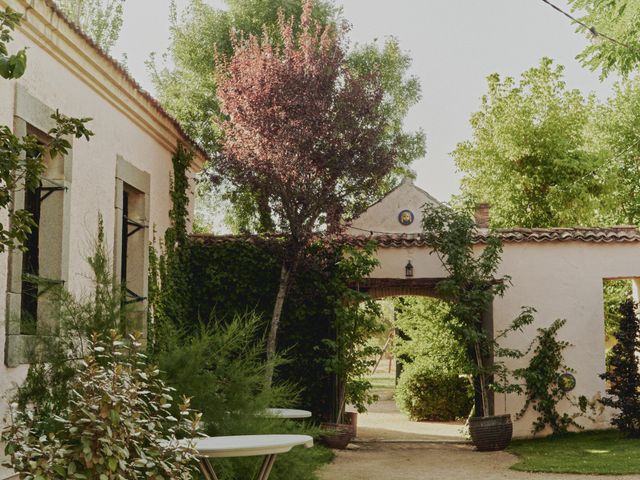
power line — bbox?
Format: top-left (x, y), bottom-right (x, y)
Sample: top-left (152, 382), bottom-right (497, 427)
top-left (539, 0), bottom-right (631, 50)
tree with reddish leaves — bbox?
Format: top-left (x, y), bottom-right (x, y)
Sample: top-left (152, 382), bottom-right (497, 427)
top-left (215, 0), bottom-right (400, 385)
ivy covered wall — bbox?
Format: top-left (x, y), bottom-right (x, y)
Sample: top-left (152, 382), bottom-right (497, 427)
top-left (168, 235), bottom-right (342, 418)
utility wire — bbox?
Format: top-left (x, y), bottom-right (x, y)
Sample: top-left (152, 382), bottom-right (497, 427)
top-left (539, 0), bottom-right (631, 49)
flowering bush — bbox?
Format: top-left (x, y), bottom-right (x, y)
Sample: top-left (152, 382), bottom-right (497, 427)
top-left (2, 331), bottom-right (202, 479)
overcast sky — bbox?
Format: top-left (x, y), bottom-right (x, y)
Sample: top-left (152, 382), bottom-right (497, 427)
top-left (112, 0), bottom-right (616, 202)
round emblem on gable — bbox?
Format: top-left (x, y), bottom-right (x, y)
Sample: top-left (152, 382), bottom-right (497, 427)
top-left (398, 209), bottom-right (414, 226)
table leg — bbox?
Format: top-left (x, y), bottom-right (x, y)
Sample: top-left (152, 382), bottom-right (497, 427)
top-left (256, 454), bottom-right (278, 480)
top-left (199, 458), bottom-right (220, 480)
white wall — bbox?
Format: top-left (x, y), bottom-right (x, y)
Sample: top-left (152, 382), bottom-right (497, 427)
top-left (372, 240), bottom-right (640, 437)
top-left (0, 0), bottom-right (201, 425)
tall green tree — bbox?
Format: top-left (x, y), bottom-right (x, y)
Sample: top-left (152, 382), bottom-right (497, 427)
top-left (569, 0), bottom-right (640, 78)
top-left (454, 58), bottom-right (604, 228)
top-left (56, 0), bottom-right (125, 53)
top-left (150, 0), bottom-right (424, 232)
top-left (590, 76), bottom-right (640, 225)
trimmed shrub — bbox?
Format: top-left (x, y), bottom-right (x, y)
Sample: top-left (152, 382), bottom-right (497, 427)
top-left (396, 362), bottom-right (473, 421)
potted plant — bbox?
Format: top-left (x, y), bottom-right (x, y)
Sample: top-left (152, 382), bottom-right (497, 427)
top-left (320, 243), bottom-right (382, 449)
top-left (422, 204), bottom-right (533, 451)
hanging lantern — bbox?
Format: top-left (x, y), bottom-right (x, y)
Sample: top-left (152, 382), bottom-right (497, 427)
top-left (405, 260), bottom-right (414, 278)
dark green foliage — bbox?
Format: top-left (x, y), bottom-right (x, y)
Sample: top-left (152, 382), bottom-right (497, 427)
top-left (147, 144), bottom-right (194, 349)
top-left (156, 313), bottom-right (292, 433)
top-left (513, 319), bottom-right (589, 434)
top-left (167, 143), bottom-right (191, 247)
top-left (157, 236), bottom-right (347, 419)
top-left (155, 314), bottom-right (333, 480)
top-left (323, 243), bottom-right (382, 418)
top-left (600, 300), bottom-right (640, 437)
top-left (396, 362), bottom-right (473, 421)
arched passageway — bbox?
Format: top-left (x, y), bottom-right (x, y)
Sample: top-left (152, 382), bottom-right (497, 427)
top-left (346, 177), bottom-right (640, 437)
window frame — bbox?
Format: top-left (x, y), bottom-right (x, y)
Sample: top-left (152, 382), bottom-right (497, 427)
top-left (113, 155), bottom-right (150, 336)
top-left (5, 87), bottom-right (74, 367)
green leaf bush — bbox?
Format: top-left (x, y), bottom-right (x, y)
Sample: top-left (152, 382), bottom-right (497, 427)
top-left (393, 296), bottom-right (472, 421)
top-left (2, 331), bottom-right (202, 480)
top-left (396, 361), bottom-right (473, 422)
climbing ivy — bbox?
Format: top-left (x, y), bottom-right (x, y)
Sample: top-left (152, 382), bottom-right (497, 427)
top-left (148, 143), bottom-right (193, 351)
top-left (513, 319), bottom-right (591, 434)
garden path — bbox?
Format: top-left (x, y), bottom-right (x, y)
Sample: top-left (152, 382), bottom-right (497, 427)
top-left (353, 385), bottom-right (466, 442)
top-left (322, 380), bottom-right (640, 480)
top-left (316, 442), bottom-right (640, 480)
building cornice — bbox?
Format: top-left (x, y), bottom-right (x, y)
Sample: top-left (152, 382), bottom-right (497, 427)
top-left (1, 0), bottom-right (207, 169)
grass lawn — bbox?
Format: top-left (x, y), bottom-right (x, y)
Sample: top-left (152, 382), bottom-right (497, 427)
top-left (509, 430), bottom-right (640, 475)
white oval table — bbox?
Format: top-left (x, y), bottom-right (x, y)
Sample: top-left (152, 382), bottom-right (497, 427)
top-left (194, 434), bottom-right (313, 480)
top-left (262, 408), bottom-right (312, 419)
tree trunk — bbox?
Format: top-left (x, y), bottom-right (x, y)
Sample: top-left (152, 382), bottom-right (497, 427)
top-left (474, 340), bottom-right (490, 417)
top-left (264, 262), bottom-right (291, 388)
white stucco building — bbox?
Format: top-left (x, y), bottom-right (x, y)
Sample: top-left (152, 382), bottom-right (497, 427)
top-left (0, 0), bottom-right (204, 465)
top-left (347, 178), bottom-right (640, 438)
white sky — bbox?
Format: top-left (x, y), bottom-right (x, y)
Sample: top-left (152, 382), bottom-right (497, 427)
top-left (112, 0), bottom-right (616, 203)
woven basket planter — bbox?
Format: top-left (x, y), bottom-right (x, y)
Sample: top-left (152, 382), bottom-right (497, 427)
top-left (469, 414), bottom-right (513, 451)
top-left (319, 422), bottom-right (352, 449)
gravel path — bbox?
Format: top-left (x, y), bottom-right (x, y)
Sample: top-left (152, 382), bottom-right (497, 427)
top-left (317, 384), bottom-right (640, 480)
top-left (316, 442), bottom-right (640, 480)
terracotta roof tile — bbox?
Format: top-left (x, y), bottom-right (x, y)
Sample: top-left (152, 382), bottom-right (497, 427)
top-left (347, 226), bottom-right (640, 248)
top-left (190, 227), bottom-right (640, 247)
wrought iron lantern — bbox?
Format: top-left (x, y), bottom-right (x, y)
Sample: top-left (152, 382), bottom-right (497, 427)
top-left (405, 260), bottom-right (414, 278)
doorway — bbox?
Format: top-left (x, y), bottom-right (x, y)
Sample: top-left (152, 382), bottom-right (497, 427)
top-left (351, 295), bottom-right (471, 442)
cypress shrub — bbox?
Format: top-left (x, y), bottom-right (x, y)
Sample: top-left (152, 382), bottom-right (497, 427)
top-left (600, 299), bottom-right (640, 437)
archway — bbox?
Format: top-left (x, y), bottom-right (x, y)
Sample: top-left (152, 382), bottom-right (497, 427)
top-left (346, 178), bottom-right (640, 437)
top-left (349, 282), bottom-right (474, 443)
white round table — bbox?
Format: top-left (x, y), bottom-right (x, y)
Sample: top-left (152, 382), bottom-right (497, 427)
top-left (262, 408), bottom-right (312, 419)
top-left (194, 434), bottom-right (313, 480)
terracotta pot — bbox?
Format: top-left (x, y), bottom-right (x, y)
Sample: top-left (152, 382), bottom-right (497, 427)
top-left (344, 412), bottom-right (358, 438)
top-left (468, 414), bottom-right (513, 451)
top-left (319, 422), bottom-right (352, 449)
